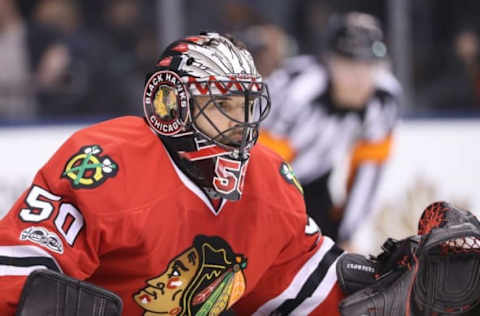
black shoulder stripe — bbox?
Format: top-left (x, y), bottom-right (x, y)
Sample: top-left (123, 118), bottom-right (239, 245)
top-left (0, 256), bottom-right (61, 273)
top-left (272, 244), bottom-right (344, 315)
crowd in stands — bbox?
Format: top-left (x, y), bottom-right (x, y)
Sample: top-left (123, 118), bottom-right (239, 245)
top-left (2, 0), bottom-right (480, 121)
top-left (0, 0), bottom-right (157, 120)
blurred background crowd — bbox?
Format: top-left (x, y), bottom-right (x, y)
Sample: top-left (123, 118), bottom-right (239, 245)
top-left (2, 0), bottom-right (480, 122)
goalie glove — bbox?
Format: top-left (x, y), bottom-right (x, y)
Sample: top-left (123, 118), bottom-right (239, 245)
top-left (339, 201), bottom-right (480, 316)
top-left (16, 269), bottom-right (123, 316)
top-left (336, 235), bottom-right (418, 296)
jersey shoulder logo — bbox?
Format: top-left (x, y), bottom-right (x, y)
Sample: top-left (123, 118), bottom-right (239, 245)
top-left (133, 235), bottom-right (247, 316)
top-left (279, 162), bottom-right (303, 194)
top-left (62, 145), bottom-right (118, 189)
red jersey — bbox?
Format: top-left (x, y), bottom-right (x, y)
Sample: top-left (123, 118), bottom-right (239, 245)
top-left (0, 116), bottom-right (344, 315)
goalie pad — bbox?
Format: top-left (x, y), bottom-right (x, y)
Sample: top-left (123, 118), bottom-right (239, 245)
top-left (16, 269), bottom-right (123, 316)
top-left (339, 201), bottom-right (480, 315)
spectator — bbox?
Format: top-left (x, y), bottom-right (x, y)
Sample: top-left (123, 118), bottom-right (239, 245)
top-left (420, 28), bottom-right (480, 111)
top-left (93, 0), bottom-right (158, 116)
top-left (32, 0), bottom-right (91, 117)
top-left (0, 0), bottom-right (45, 119)
top-left (185, 0), bottom-right (268, 36)
top-left (235, 23), bottom-right (294, 77)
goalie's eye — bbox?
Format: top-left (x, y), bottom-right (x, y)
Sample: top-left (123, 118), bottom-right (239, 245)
top-left (217, 100), bottom-right (230, 110)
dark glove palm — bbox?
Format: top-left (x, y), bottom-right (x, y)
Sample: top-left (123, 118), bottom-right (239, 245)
top-left (339, 201), bottom-right (480, 316)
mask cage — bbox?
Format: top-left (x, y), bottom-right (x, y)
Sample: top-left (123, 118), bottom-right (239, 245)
top-left (189, 80), bottom-right (271, 158)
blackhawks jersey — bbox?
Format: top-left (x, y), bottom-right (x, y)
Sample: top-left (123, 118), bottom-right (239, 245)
top-left (259, 55), bottom-right (401, 241)
top-left (0, 116), bottom-right (344, 315)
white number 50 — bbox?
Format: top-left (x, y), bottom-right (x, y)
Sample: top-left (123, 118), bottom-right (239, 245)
top-left (19, 185), bottom-right (84, 246)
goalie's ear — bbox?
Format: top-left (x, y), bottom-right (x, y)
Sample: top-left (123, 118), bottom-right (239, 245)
top-left (16, 269), bottom-right (123, 316)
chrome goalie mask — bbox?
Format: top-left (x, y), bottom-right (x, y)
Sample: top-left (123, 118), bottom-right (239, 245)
top-left (143, 32), bottom-right (271, 200)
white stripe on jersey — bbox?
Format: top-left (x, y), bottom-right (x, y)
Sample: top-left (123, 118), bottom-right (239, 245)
top-left (290, 254), bottom-right (343, 315)
top-left (252, 236), bottom-right (337, 315)
top-left (1, 265), bottom-right (48, 276)
top-left (0, 245), bottom-right (62, 276)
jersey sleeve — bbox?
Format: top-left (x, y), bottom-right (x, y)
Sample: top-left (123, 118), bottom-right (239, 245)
top-left (0, 134), bottom-right (106, 314)
top-left (233, 152), bottom-right (346, 315)
top-left (235, 220), bottom-right (345, 315)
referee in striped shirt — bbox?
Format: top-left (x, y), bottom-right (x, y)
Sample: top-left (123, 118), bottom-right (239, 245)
top-left (259, 12), bottom-right (402, 246)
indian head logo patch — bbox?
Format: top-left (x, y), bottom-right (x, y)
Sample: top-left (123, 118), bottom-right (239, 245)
top-left (62, 145), bottom-right (118, 189)
top-left (133, 235), bottom-right (247, 316)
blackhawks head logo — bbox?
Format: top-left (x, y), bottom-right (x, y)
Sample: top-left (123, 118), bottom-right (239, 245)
top-left (154, 85), bottom-right (177, 120)
top-left (62, 145), bottom-right (118, 189)
top-left (133, 235), bottom-right (247, 316)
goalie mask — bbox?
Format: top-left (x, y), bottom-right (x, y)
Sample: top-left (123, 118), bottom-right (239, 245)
top-left (143, 32), bottom-right (271, 200)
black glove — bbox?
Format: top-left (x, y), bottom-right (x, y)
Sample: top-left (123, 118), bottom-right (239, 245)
top-left (337, 234), bottom-right (418, 297)
top-left (16, 269), bottom-right (123, 316)
top-left (339, 201), bottom-right (480, 316)
top-left (338, 236), bottom-right (419, 315)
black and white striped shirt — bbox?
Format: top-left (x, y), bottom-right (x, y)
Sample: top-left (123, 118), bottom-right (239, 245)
top-left (260, 55), bottom-right (401, 241)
